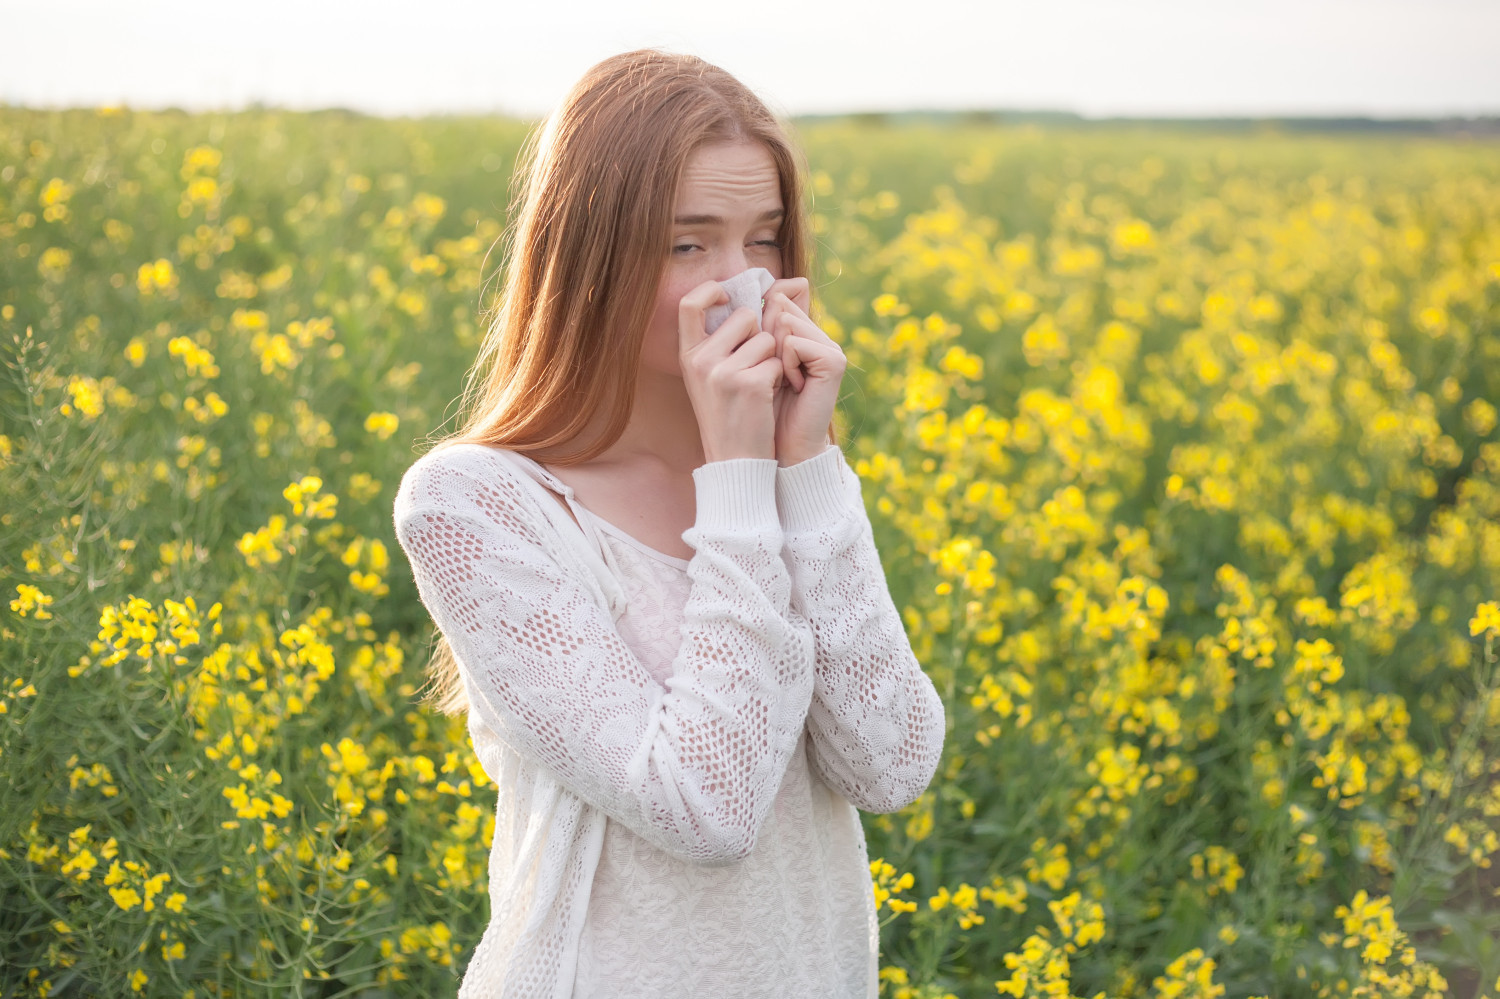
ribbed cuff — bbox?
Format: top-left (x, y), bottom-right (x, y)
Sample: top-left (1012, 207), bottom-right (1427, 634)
top-left (775, 444), bottom-right (854, 533)
top-left (692, 458), bottom-right (781, 531)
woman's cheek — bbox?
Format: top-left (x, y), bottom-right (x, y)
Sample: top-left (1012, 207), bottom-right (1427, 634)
top-left (641, 276), bottom-right (691, 374)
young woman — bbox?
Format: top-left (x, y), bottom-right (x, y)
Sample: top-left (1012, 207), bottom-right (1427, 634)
top-left (393, 49), bottom-right (945, 998)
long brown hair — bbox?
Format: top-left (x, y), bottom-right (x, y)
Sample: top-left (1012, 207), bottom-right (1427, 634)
top-left (419, 50), bottom-right (828, 714)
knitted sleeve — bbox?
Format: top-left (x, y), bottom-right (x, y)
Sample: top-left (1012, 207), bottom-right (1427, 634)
top-left (775, 444), bottom-right (946, 814)
top-left (393, 445), bottom-right (815, 865)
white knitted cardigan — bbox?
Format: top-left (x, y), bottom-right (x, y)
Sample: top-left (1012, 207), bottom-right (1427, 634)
top-left (393, 441), bottom-right (945, 997)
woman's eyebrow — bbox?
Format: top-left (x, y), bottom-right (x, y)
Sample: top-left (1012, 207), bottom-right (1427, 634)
top-left (673, 208), bottom-right (785, 226)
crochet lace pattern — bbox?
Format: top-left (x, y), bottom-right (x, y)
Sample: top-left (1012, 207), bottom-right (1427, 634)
top-left (393, 442), bottom-right (944, 997)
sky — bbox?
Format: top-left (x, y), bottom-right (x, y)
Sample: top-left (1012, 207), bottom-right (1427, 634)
top-left (4, 0), bottom-right (1498, 120)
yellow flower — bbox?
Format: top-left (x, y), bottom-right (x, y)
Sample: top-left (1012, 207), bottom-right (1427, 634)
top-left (938, 345), bottom-right (984, 381)
top-left (10, 584), bottom-right (54, 620)
top-left (1152, 947), bottom-right (1225, 999)
top-left (1022, 313), bottom-right (1068, 367)
top-left (237, 515), bottom-right (288, 568)
top-left (364, 411), bottom-right (400, 440)
top-left (1188, 846), bottom-right (1244, 896)
top-left (280, 476), bottom-right (337, 519)
top-left (350, 570), bottom-right (387, 595)
top-left (40, 177), bottom-right (74, 207)
top-left (412, 192), bottom-right (447, 221)
top-left (168, 336), bottom-right (221, 378)
top-left (60, 848), bottom-right (97, 881)
top-left (1111, 218), bottom-right (1156, 254)
top-left (979, 874), bottom-right (1028, 914)
top-left (185, 176), bottom-right (218, 204)
top-left (870, 858), bottom-right (918, 915)
top-left (37, 246), bottom-right (72, 281)
top-left (63, 376), bottom-right (105, 420)
top-left (110, 886), bottom-right (143, 911)
top-left (251, 331), bottom-right (297, 373)
top-left (1025, 840), bottom-right (1071, 892)
top-left (348, 473), bottom-right (382, 502)
top-left (1470, 601), bottom-right (1500, 638)
top-left (136, 258), bottom-right (177, 295)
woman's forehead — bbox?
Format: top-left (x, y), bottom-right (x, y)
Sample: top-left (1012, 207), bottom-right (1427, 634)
top-left (675, 141), bottom-right (782, 215)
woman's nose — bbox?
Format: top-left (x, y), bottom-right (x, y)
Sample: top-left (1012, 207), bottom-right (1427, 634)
top-left (717, 247), bottom-right (750, 280)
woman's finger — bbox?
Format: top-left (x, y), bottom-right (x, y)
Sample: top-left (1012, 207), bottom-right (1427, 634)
top-left (761, 282), bottom-right (808, 349)
top-left (687, 306), bottom-right (760, 366)
top-left (760, 290), bottom-right (797, 339)
top-left (727, 328), bottom-right (781, 373)
top-left (766, 293), bottom-right (838, 352)
top-left (780, 328), bottom-right (845, 373)
top-left (775, 294), bottom-right (822, 334)
top-left (775, 310), bottom-right (845, 360)
top-left (766, 277), bottom-right (810, 318)
top-left (780, 333), bottom-right (805, 392)
top-left (752, 353), bottom-right (785, 392)
top-left (778, 329), bottom-right (847, 396)
top-left (678, 280), bottom-right (743, 359)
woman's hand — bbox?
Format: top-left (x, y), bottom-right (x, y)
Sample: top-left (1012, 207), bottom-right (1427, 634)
top-left (678, 279), bottom-right (783, 463)
top-left (761, 278), bottom-right (847, 467)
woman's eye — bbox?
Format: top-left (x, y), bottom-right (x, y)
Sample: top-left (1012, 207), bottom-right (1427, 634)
top-left (752, 239), bottom-right (782, 250)
top-left (672, 243), bottom-right (701, 254)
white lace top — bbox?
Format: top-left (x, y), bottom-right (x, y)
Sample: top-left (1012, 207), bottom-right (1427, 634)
top-left (392, 441), bottom-right (945, 998)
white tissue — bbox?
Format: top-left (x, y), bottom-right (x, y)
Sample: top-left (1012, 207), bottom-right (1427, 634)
top-left (704, 267), bottom-right (776, 334)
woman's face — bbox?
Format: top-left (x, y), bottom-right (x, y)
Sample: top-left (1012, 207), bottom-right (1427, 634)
top-left (639, 140), bottom-right (785, 379)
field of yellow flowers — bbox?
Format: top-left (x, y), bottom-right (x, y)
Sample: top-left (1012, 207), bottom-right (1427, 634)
top-left (1, 108), bottom-right (1497, 998)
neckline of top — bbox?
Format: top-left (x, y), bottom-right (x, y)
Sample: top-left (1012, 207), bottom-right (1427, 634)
top-left (501, 448), bottom-right (691, 571)
top-left (581, 512), bottom-right (692, 571)
top-left (500, 449), bottom-right (573, 497)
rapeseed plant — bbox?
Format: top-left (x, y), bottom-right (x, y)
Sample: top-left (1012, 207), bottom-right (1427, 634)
top-left (2, 109), bottom-right (1496, 997)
